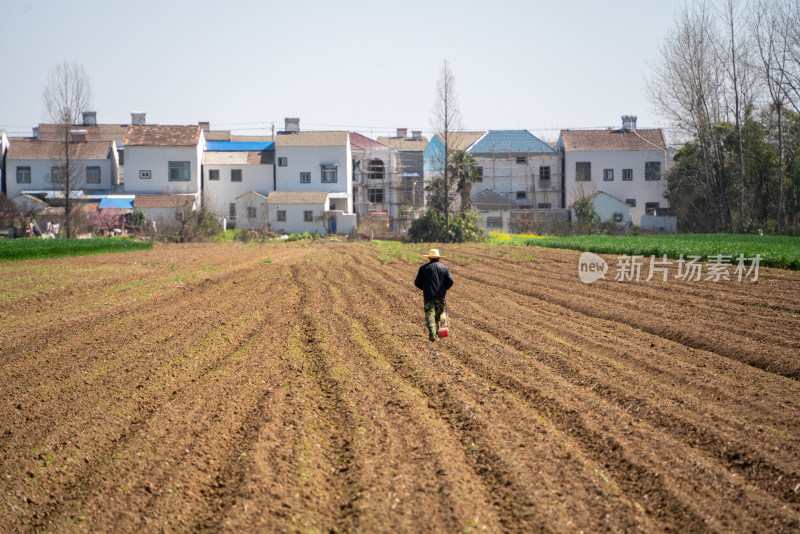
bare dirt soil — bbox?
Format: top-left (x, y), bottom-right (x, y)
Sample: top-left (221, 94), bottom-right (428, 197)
top-left (1, 241), bottom-right (799, 532)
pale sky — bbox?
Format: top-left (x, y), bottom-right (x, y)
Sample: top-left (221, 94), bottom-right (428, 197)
top-left (0, 0), bottom-right (686, 142)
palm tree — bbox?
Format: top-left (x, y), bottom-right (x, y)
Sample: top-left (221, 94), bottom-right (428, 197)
top-left (448, 150), bottom-right (478, 213)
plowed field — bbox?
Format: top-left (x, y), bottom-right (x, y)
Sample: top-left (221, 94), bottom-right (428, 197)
top-left (2, 241), bottom-right (799, 532)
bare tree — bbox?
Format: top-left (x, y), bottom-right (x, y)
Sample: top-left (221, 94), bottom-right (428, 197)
top-left (648, 3), bottom-right (726, 231)
top-left (753, 0), bottom-right (794, 231)
top-left (431, 60), bottom-right (462, 240)
top-left (42, 61), bottom-right (92, 238)
top-left (710, 0), bottom-right (751, 232)
top-left (780, 0), bottom-right (800, 113)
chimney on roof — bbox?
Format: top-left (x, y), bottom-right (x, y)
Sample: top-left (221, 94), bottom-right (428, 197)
top-left (396, 128), bottom-right (407, 138)
top-left (131, 112), bottom-right (146, 125)
top-left (70, 129), bottom-right (88, 143)
top-left (411, 130), bottom-right (423, 140)
top-left (82, 111), bottom-right (97, 126)
top-left (621, 115), bottom-right (637, 131)
top-left (33, 126), bottom-right (39, 139)
top-left (284, 117), bottom-right (300, 133)
top-left (199, 121), bottom-right (209, 132)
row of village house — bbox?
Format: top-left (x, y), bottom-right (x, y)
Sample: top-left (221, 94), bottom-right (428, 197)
top-left (0, 112), bottom-right (676, 236)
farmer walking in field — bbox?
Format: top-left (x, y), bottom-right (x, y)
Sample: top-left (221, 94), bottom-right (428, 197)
top-left (414, 249), bottom-right (454, 342)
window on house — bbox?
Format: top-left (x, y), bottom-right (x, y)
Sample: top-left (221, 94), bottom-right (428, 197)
top-left (369, 188), bottom-right (384, 203)
top-left (539, 166), bottom-right (551, 181)
top-left (645, 161), bottom-right (662, 181)
top-left (603, 169), bottom-right (614, 181)
top-left (118, 149), bottom-right (124, 165)
top-left (277, 210), bottom-right (287, 222)
top-left (368, 159), bottom-right (384, 180)
top-left (300, 172), bottom-right (311, 183)
top-left (613, 212), bottom-right (624, 223)
top-left (625, 198), bottom-right (636, 207)
top-left (229, 203), bottom-right (236, 217)
top-left (247, 207), bottom-right (257, 219)
top-left (209, 169), bottom-right (219, 181)
top-left (139, 170), bottom-right (151, 180)
top-left (278, 157), bottom-right (288, 167)
top-left (231, 169), bottom-right (242, 182)
top-left (537, 202), bottom-right (552, 209)
top-left (576, 162), bottom-right (591, 181)
top-left (16, 166), bottom-right (31, 184)
top-left (303, 210), bottom-right (313, 222)
top-left (516, 157), bottom-right (526, 165)
top-left (86, 166), bottom-right (101, 184)
top-left (51, 166), bottom-right (66, 183)
top-left (330, 202), bottom-right (335, 210)
top-left (516, 191), bottom-right (526, 200)
top-left (476, 166), bottom-right (483, 183)
top-left (622, 169), bottom-right (633, 181)
top-left (168, 161), bottom-right (190, 181)
top-left (321, 164), bottom-right (337, 183)
top-left (645, 202), bottom-right (660, 215)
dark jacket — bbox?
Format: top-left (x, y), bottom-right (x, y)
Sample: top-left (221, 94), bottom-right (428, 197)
top-left (415, 261), bottom-right (454, 301)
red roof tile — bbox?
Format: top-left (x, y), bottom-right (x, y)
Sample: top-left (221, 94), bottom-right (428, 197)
top-left (134, 194), bottom-right (196, 209)
top-left (350, 132), bottom-right (392, 151)
top-left (560, 129), bottom-right (666, 151)
top-left (124, 125), bottom-right (202, 146)
top-left (37, 123), bottom-right (128, 144)
top-left (7, 139), bottom-right (112, 160)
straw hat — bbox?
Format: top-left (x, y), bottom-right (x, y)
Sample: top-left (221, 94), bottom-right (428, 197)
top-left (423, 248), bottom-right (444, 259)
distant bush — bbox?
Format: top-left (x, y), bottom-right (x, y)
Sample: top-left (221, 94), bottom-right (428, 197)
top-left (408, 210), bottom-right (483, 243)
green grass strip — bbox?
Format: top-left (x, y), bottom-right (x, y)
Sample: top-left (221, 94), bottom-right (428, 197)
top-left (487, 233), bottom-right (800, 270)
top-left (0, 238), bottom-right (153, 263)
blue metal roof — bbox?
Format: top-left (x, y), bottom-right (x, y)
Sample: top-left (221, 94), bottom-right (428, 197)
top-left (99, 197), bottom-right (135, 209)
top-left (205, 141), bottom-right (274, 151)
top-left (468, 130), bottom-right (556, 154)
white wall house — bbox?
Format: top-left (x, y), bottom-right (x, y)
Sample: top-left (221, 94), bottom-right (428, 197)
top-left (203, 148), bottom-right (274, 226)
top-left (123, 125), bottom-right (204, 198)
top-left (274, 121), bottom-right (353, 214)
top-left (234, 191), bottom-right (269, 230)
top-left (5, 137), bottom-right (118, 200)
top-left (350, 132), bottom-right (402, 231)
top-left (467, 131), bottom-right (563, 210)
top-left (132, 194), bottom-right (198, 224)
top-left (570, 191), bottom-right (632, 227)
top-left (559, 116), bottom-right (669, 225)
top-left (266, 190), bottom-right (330, 235)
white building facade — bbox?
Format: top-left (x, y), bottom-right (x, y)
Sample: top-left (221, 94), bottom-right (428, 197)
top-left (559, 117), bottom-right (669, 225)
top-left (5, 138), bottom-right (119, 200)
top-left (274, 124), bottom-right (353, 214)
top-left (234, 191), bottom-right (269, 230)
top-left (266, 190), bottom-right (330, 235)
top-left (123, 125), bottom-right (204, 199)
top-left (203, 149), bottom-right (274, 226)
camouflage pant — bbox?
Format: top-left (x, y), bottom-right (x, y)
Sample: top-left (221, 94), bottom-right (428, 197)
top-left (424, 299), bottom-right (446, 340)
